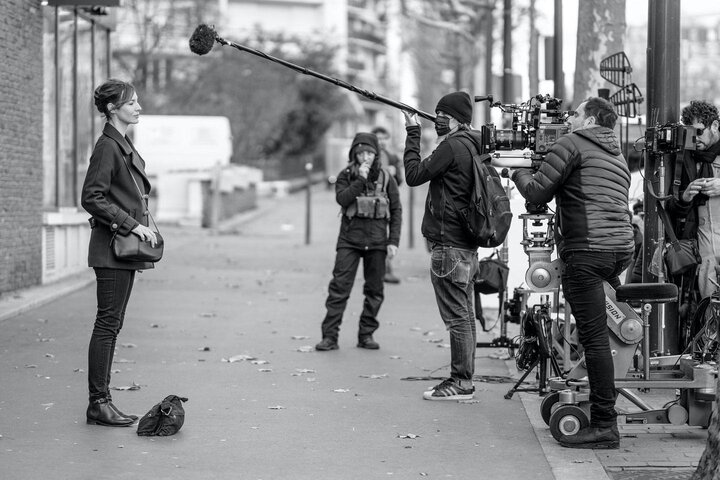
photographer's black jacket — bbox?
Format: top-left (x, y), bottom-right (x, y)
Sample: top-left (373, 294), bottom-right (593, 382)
top-left (511, 126), bottom-right (634, 256)
top-left (403, 125), bottom-right (482, 250)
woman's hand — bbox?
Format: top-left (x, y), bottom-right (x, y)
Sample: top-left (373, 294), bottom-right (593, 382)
top-left (358, 161), bottom-right (371, 179)
top-left (387, 244), bottom-right (398, 259)
top-left (132, 224), bottom-right (158, 247)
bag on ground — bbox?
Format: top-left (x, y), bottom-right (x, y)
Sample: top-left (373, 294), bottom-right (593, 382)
top-left (137, 395), bottom-right (188, 436)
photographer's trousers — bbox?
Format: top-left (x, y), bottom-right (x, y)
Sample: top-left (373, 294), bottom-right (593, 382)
top-left (322, 248), bottom-right (386, 341)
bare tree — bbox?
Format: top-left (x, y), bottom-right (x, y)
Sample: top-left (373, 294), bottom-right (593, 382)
top-left (399, 0), bottom-right (491, 114)
top-left (572, 0), bottom-right (626, 106)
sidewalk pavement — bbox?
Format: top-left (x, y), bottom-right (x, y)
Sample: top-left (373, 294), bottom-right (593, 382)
top-left (0, 184), bottom-right (707, 480)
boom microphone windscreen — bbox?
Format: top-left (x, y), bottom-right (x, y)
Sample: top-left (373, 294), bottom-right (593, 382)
top-left (189, 24), bottom-right (217, 55)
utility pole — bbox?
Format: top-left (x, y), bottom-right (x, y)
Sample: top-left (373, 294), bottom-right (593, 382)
top-left (502, 0), bottom-right (512, 108)
top-left (553, 0), bottom-right (563, 101)
top-left (644, 0), bottom-right (681, 354)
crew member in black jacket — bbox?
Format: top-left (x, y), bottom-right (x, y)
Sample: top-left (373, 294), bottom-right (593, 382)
top-left (510, 97), bottom-right (634, 449)
top-left (403, 91), bottom-right (484, 401)
top-left (315, 133), bottom-right (402, 351)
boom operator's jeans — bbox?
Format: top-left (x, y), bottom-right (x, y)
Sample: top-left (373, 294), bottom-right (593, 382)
top-left (430, 245), bottom-right (479, 382)
top-left (88, 268), bottom-right (136, 402)
top-left (561, 250), bottom-right (633, 428)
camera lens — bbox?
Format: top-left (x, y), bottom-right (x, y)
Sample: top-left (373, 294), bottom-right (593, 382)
top-left (495, 129), bottom-right (526, 150)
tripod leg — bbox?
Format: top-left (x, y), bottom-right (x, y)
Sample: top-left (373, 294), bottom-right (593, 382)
top-left (504, 358), bottom-right (540, 399)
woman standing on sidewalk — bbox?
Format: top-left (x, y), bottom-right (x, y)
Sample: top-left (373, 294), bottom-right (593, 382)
top-left (81, 79), bottom-right (158, 427)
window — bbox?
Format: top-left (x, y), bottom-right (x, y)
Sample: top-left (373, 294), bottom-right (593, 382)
top-left (42, 6), bottom-right (113, 209)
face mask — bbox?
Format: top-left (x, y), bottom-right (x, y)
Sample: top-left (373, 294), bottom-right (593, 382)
top-left (435, 116), bottom-right (451, 137)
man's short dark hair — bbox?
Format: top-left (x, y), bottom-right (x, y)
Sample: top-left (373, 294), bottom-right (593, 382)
top-left (681, 100), bottom-right (719, 127)
top-left (584, 97), bottom-right (618, 129)
top-left (371, 126), bottom-right (389, 136)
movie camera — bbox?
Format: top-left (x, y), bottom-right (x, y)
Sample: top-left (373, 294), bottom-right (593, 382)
top-left (643, 123), bottom-right (698, 155)
top-left (476, 94), bottom-right (571, 164)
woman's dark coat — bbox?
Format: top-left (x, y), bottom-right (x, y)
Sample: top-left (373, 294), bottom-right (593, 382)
top-left (81, 123), bottom-right (154, 270)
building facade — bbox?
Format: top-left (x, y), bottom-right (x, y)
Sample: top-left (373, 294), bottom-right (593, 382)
top-left (0, 0), bottom-right (117, 295)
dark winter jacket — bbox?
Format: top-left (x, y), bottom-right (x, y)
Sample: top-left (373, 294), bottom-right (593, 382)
top-left (403, 125), bottom-right (482, 250)
top-left (335, 134), bottom-right (402, 251)
top-left (665, 142), bottom-right (720, 240)
top-left (81, 123), bottom-right (155, 270)
top-left (511, 126), bottom-right (634, 256)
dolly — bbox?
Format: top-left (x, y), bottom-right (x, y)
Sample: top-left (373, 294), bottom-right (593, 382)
top-left (541, 282), bottom-right (717, 442)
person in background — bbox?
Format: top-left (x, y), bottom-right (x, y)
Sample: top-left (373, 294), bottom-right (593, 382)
top-left (81, 79), bottom-right (159, 427)
top-left (666, 100), bottom-right (720, 300)
top-left (402, 91), bottom-right (482, 401)
top-left (372, 126), bottom-right (404, 284)
top-left (315, 132), bottom-right (402, 351)
top-left (509, 97), bottom-right (634, 449)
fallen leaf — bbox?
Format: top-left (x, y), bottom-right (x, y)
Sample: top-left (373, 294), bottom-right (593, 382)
top-left (121, 343), bottom-right (137, 348)
top-left (198, 347), bottom-right (211, 351)
top-left (113, 358), bottom-right (135, 364)
top-left (25, 365), bottom-right (38, 368)
top-left (389, 356), bottom-right (401, 360)
top-left (333, 389), bottom-right (350, 393)
top-left (295, 368), bottom-right (315, 374)
top-left (458, 399), bottom-right (481, 404)
top-left (258, 368), bottom-right (273, 373)
top-left (268, 405), bottom-right (285, 410)
top-left (44, 353), bottom-right (55, 358)
top-left (222, 354), bottom-right (256, 363)
top-left (111, 382), bottom-right (141, 391)
top-left (251, 360), bottom-right (269, 365)
top-left (397, 434), bottom-right (420, 439)
top-left (199, 312), bottom-right (216, 318)
top-left (291, 335), bottom-right (309, 340)
top-left (296, 346), bottom-right (314, 353)
top-left (41, 403), bottom-right (54, 410)
top-left (359, 373), bottom-right (389, 379)
top-left (437, 344), bottom-right (451, 348)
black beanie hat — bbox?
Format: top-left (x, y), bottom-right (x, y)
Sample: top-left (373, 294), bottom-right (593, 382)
top-left (435, 91), bottom-right (473, 124)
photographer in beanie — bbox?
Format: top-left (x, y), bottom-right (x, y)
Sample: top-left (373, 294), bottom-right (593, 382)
top-left (316, 132), bottom-right (402, 351)
top-left (402, 91), bottom-right (485, 400)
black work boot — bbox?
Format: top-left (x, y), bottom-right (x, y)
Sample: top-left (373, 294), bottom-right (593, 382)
top-left (558, 424), bottom-right (619, 449)
top-left (315, 337), bottom-right (339, 351)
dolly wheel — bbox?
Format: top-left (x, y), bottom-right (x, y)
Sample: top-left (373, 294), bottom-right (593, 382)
top-left (549, 405), bottom-right (590, 442)
top-left (540, 392), bottom-right (560, 426)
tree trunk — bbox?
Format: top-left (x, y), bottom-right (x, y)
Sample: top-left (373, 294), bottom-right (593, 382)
top-left (528, 0), bottom-right (538, 95)
top-left (692, 358), bottom-right (720, 479)
top-left (572, 0), bottom-right (626, 107)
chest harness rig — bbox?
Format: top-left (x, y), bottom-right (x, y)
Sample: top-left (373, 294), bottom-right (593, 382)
top-left (343, 168), bottom-right (391, 219)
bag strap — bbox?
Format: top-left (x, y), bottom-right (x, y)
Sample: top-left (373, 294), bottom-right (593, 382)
top-left (120, 153), bottom-right (160, 233)
top-left (655, 199), bottom-right (680, 244)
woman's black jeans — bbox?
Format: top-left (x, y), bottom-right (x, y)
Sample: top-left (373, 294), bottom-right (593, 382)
top-left (88, 268), bottom-right (136, 402)
top-left (561, 250), bottom-right (633, 428)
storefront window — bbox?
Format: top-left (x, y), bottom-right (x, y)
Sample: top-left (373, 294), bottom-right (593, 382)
top-left (42, 6), bottom-right (113, 209)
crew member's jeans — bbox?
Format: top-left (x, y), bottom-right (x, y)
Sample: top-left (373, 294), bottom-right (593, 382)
top-left (88, 268), bottom-right (136, 402)
top-left (561, 250), bottom-right (633, 428)
top-left (430, 245), bottom-right (479, 382)
top-left (321, 248), bottom-right (386, 341)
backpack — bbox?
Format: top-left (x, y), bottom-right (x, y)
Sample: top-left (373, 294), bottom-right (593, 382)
top-left (452, 134), bottom-right (513, 248)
